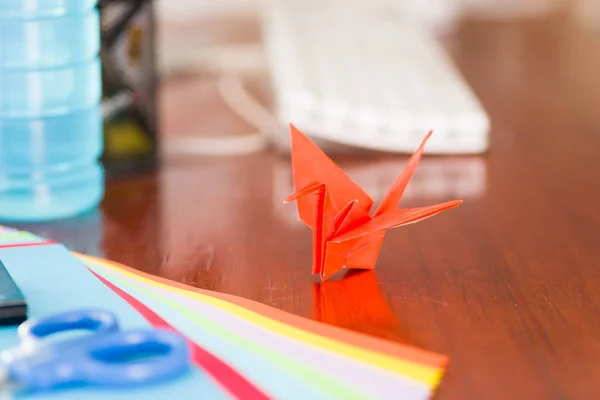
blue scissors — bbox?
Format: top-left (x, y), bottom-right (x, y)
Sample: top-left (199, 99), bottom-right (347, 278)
top-left (0, 308), bottom-right (190, 392)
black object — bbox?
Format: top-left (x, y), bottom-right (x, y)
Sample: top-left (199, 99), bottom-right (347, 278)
top-left (0, 260), bottom-right (27, 325)
top-left (98, 0), bottom-right (159, 178)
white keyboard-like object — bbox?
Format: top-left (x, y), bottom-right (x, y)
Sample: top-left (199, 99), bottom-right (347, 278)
top-left (262, 1), bottom-right (490, 154)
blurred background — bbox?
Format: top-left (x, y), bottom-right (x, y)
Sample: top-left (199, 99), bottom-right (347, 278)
top-left (155, 0), bottom-right (600, 159)
top-left (9, 0), bottom-right (600, 289)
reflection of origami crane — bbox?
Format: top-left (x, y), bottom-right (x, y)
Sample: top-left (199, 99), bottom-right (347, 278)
top-left (284, 125), bottom-right (463, 281)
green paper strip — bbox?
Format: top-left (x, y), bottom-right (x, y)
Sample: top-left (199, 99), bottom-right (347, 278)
top-left (0, 231), bottom-right (41, 242)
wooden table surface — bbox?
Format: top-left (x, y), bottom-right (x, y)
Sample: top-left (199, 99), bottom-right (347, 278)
top-left (16, 13), bottom-right (600, 400)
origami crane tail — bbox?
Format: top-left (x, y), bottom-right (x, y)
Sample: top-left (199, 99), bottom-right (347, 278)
top-left (333, 200), bottom-right (463, 242)
top-left (373, 130), bottom-right (433, 217)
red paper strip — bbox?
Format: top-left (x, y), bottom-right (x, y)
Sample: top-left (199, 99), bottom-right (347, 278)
top-left (0, 240), bottom-right (55, 249)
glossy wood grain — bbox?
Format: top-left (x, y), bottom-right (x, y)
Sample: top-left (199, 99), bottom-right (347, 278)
top-left (17, 13), bottom-right (600, 399)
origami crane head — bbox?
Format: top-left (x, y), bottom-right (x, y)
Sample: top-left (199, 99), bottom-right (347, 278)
top-left (284, 124), bottom-right (463, 281)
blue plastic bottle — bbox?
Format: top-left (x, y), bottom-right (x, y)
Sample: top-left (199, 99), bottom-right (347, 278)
top-left (0, 0), bottom-right (103, 222)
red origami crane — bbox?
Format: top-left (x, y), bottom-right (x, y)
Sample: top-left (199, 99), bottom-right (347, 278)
top-left (284, 124), bottom-right (463, 281)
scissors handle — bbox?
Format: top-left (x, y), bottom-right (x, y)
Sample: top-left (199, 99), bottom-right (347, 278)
top-left (18, 308), bottom-right (119, 343)
top-left (7, 309), bottom-right (190, 390)
top-left (9, 328), bottom-right (190, 390)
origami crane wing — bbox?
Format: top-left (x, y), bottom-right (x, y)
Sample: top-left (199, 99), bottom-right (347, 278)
top-left (333, 200), bottom-right (463, 242)
top-left (331, 199), bottom-right (371, 237)
top-left (289, 124), bottom-right (374, 228)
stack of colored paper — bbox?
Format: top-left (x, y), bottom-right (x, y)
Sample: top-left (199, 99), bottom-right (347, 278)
top-left (0, 227), bottom-right (447, 399)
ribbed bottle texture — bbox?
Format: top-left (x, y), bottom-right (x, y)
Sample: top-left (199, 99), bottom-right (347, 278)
top-left (0, 0), bottom-right (103, 221)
